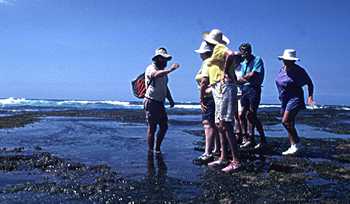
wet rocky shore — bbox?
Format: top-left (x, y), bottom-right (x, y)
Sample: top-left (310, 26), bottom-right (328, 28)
top-left (0, 109), bottom-right (349, 203)
top-left (1, 137), bottom-right (349, 203)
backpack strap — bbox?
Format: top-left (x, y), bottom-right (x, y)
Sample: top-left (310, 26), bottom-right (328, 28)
top-left (146, 77), bottom-right (154, 89)
top-left (146, 64), bottom-right (157, 89)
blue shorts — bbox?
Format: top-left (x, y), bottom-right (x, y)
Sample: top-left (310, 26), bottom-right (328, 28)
top-left (201, 96), bottom-right (215, 124)
top-left (281, 97), bottom-right (306, 114)
top-left (241, 86), bottom-right (261, 111)
top-left (144, 98), bottom-right (168, 124)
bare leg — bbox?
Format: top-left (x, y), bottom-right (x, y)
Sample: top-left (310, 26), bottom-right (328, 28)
top-left (147, 122), bottom-right (157, 152)
top-left (282, 110), bottom-right (300, 145)
top-left (213, 126), bottom-right (220, 153)
top-left (238, 108), bottom-right (248, 141)
top-left (217, 122), bottom-right (228, 161)
top-left (247, 108), bottom-right (265, 143)
top-left (255, 118), bottom-right (266, 143)
top-left (155, 121), bottom-right (168, 152)
top-left (224, 121), bottom-right (239, 162)
top-left (234, 111), bottom-right (243, 143)
top-left (246, 110), bottom-right (256, 142)
top-left (203, 120), bottom-right (214, 155)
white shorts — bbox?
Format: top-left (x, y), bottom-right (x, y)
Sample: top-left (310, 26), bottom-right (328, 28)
top-left (212, 82), bottom-right (238, 124)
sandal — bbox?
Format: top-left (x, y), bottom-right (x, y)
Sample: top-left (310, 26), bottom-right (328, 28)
top-left (208, 159), bottom-right (228, 167)
top-left (222, 161), bottom-right (241, 173)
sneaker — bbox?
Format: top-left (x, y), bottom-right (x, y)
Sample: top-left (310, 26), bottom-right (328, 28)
top-left (254, 142), bottom-right (266, 150)
top-left (208, 159), bottom-right (228, 167)
top-left (240, 140), bottom-right (254, 148)
top-left (197, 153), bottom-right (213, 162)
top-left (282, 144), bottom-right (301, 155)
top-left (222, 161), bottom-right (241, 173)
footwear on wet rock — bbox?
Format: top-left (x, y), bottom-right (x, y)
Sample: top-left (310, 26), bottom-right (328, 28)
top-left (240, 140), bottom-right (255, 148)
top-left (222, 161), bottom-right (240, 173)
top-left (282, 143), bottom-right (302, 155)
top-left (197, 153), bottom-right (213, 162)
top-left (208, 159), bottom-right (229, 167)
top-left (254, 142), bottom-right (266, 150)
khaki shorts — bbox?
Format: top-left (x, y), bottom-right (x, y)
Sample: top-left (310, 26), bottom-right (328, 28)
top-left (212, 82), bottom-right (238, 124)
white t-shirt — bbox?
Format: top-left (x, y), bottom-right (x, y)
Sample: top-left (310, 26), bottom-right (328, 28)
top-left (145, 64), bottom-right (168, 102)
top-left (235, 64), bottom-right (243, 96)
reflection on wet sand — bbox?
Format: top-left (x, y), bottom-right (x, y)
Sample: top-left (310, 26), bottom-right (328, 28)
top-left (147, 151), bottom-right (167, 182)
top-left (144, 151), bottom-right (177, 201)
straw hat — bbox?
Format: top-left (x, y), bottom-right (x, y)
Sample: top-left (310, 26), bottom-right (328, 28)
top-left (195, 41), bottom-right (213, 54)
top-left (203, 29), bottom-right (230, 45)
top-left (278, 49), bottom-right (300, 61)
top-left (152, 47), bottom-right (172, 61)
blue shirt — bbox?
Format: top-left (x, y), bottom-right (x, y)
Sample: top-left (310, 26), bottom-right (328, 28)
top-left (275, 64), bottom-right (312, 104)
top-left (240, 56), bottom-right (265, 87)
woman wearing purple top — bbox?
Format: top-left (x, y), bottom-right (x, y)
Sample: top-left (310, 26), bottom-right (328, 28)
top-left (275, 49), bottom-right (314, 155)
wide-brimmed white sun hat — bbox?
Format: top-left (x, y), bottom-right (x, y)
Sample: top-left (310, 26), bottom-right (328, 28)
top-left (195, 41), bottom-right (213, 54)
top-left (278, 49), bottom-right (300, 61)
top-left (152, 47), bottom-right (172, 61)
top-left (203, 29), bottom-right (230, 45)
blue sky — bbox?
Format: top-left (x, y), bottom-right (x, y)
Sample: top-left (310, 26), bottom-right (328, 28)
top-left (0, 0), bottom-right (349, 105)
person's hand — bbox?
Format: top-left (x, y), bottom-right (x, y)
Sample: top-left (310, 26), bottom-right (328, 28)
top-left (169, 100), bottom-right (175, 108)
top-left (170, 63), bottom-right (180, 71)
top-left (200, 101), bottom-right (207, 112)
top-left (237, 77), bottom-right (247, 84)
top-left (307, 96), bottom-right (315, 106)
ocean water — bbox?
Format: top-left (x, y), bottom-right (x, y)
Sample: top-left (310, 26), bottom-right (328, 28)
top-left (1, 97), bottom-right (349, 111)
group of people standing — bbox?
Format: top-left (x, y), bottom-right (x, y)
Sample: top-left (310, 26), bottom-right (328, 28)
top-left (143, 28), bottom-right (314, 173)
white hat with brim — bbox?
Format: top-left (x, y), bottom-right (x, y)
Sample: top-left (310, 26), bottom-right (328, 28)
top-left (278, 49), bottom-right (300, 61)
top-left (203, 29), bottom-right (230, 45)
top-left (152, 47), bottom-right (172, 61)
top-left (195, 41), bottom-right (213, 54)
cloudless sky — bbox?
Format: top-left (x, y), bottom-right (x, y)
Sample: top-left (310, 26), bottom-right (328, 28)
top-left (1, 0), bottom-right (349, 105)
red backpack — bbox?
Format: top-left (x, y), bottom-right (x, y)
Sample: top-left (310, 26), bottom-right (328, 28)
top-left (131, 73), bottom-right (154, 99)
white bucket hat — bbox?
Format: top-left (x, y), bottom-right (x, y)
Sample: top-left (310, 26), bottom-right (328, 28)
top-left (203, 29), bottom-right (230, 45)
top-left (152, 47), bottom-right (172, 61)
top-left (278, 49), bottom-right (300, 61)
top-left (195, 41), bottom-right (213, 54)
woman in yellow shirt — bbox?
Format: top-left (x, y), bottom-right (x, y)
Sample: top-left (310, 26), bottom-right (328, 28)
top-left (200, 29), bottom-right (241, 172)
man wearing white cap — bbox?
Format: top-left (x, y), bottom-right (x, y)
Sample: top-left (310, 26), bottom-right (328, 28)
top-left (275, 49), bottom-right (314, 155)
top-left (144, 47), bottom-right (180, 154)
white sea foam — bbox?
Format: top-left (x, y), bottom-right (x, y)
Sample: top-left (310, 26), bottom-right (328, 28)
top-left (0, 98), bottom-right (144, 109)
top-left (0, 98), bottom-right (349, 111)
top-left (174, 104), bottom-right (200, 109)
top-left (57, 100), bottom-right (130, 106)
top-left (259, 104), bottom-right (280, 109)
top-left (57, 100), bottom-right (143, 108)
top-left (0, 97), bottom-right (27, 105)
